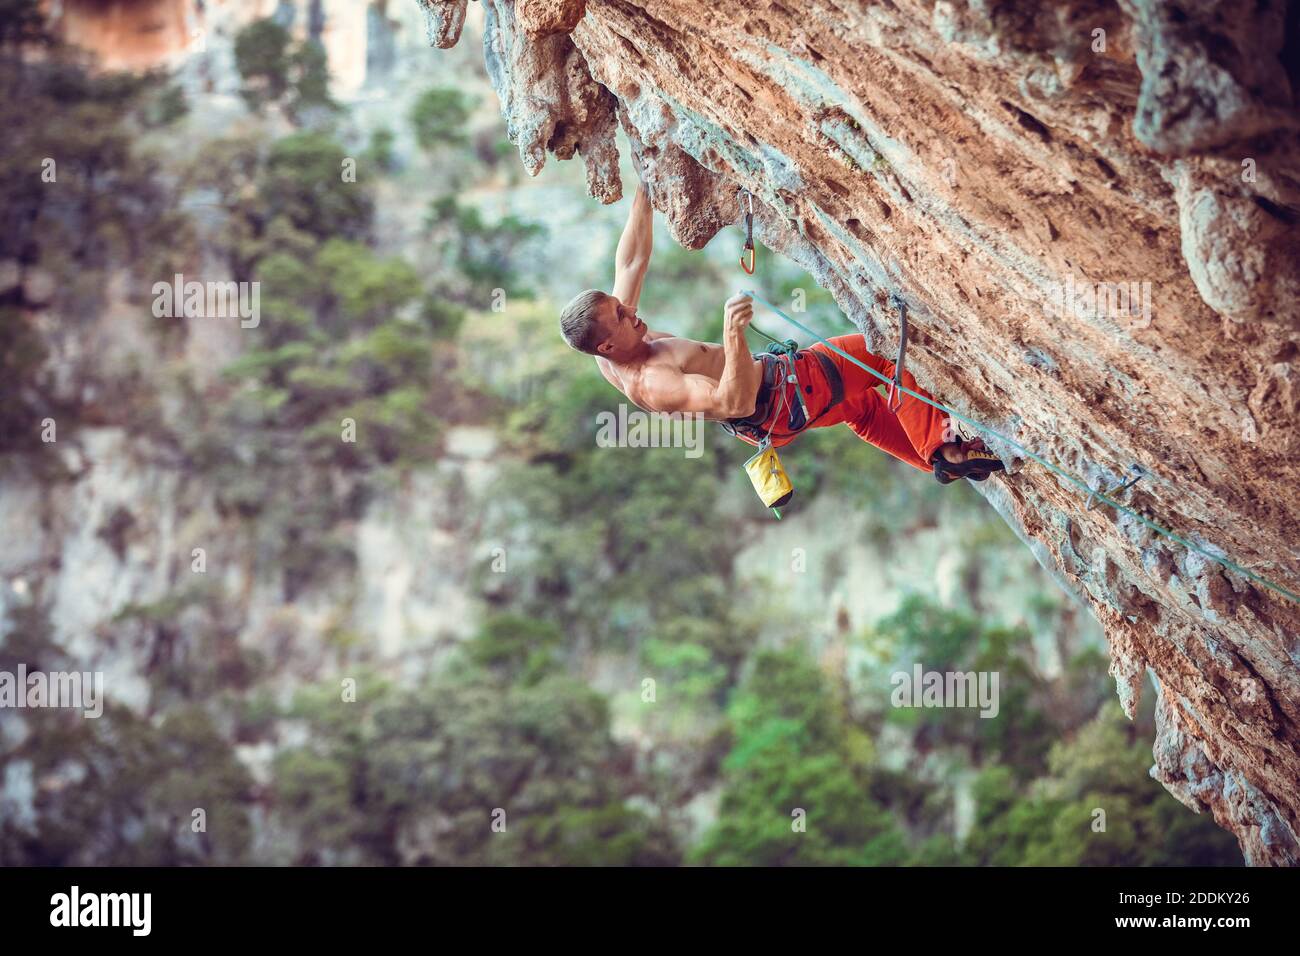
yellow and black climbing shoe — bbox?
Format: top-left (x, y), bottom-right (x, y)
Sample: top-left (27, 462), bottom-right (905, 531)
top-left (932, 440), bottom-right (1005, 484)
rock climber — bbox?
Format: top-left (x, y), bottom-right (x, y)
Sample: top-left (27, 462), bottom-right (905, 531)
top-left (558, 181), bottom-right (1004, 484)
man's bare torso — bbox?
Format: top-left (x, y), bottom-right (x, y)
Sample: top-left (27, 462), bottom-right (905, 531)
top-left (596, 331), bottom-right (764, 419)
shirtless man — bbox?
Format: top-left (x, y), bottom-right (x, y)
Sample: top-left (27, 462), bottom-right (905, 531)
top-left (558, 183), bottom-right (1002, 483)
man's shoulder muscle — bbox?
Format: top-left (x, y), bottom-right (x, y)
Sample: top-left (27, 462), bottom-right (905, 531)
top-left (596, 356), bottom-right (651, 409)
top-left (595, 356), bottom-right (621, 387)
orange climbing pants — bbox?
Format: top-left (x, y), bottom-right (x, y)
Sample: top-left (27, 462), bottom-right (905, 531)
top-left (726, 335), bottom-right (951, 472)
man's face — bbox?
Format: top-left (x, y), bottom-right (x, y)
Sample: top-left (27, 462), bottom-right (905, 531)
top-left (595, 295), bottom-right (645, 355)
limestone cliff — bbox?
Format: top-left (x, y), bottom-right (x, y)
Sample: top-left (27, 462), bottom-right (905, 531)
top-left (419, 0), bottom-right (1300, 864)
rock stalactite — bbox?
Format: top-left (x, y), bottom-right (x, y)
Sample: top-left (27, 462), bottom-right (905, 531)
top-left (421, 0), bottom-right (1300, 864)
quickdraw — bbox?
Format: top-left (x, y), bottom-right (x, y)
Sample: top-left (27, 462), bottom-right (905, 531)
top-left (885, 292), bottom-right (909, 413)
top-left (739, 191), bottom-right (756, 274)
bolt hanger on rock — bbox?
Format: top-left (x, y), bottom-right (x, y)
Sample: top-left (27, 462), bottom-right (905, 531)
top-left (1086, 464), bottom-right (1145, 512)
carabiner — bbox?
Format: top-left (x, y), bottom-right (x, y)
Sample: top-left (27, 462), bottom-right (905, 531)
top-left (740, 243), bottom-right (755, 274)
top-left (739, 190), bottom-right (756, 274)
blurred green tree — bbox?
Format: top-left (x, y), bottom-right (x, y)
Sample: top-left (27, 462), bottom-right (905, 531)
top-left (271, 621), bottom-right (680, 865)
top-left (962, 702), bottom-right (1241, 865)
top-left (234, 19), bottom-right (337, 122)
top-left (410, 87), bottom-right (474, 152)
top-left (693, 649), bottom-right (907, 865)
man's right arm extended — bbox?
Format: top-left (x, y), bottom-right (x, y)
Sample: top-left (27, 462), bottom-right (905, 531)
top-left (612, 184), bottom-right (653, 310)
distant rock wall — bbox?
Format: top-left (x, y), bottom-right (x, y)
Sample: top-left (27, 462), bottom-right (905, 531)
top-left (48, 0), bottom-right (375, 94)
top-left (49, 0), bottom-right (197, 71)
top-left (420, 0), bottom-right (1300, 864)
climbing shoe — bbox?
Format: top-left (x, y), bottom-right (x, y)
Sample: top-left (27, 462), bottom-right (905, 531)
top-left (932, 439), bottom-right (1005, 484)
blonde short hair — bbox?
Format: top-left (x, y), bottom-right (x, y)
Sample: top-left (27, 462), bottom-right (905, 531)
top-left (559, 289), bottom-right (610, 354)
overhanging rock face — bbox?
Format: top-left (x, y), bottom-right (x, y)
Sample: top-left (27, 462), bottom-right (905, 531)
top-left (419, 0), bottom-right (1300, 864)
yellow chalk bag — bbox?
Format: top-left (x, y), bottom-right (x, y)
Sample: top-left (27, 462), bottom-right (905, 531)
top-left (744, 442), bottom-right (794, 517)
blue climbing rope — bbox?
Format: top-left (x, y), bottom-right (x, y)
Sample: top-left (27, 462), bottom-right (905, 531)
top-left (741, 288), bottom-right (1300, 606)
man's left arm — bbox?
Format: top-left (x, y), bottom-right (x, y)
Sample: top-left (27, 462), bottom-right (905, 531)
top-left (612, 183), bottom-right (652, 310)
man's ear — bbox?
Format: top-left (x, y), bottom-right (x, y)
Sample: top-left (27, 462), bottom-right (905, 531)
top-left (596, 340), bottom-right (613, 355)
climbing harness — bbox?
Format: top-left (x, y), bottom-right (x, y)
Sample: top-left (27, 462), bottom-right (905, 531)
top-left (729, 328), bottom-right (828, 517)
top-left (719, 326), bottom-right (844, 448)
top-left (729, 315), bottom-right (858, 516)
top-left (739, 191), bottom-right (756, 275)
top-left (742, 347), bottom-right (797, 518)
top-left (737, 288), bottom-right (1300, 606)
top-left (885, 292), bottom-right (909, 413)
top-left (1086, 464), bottom-right (1145, 511)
